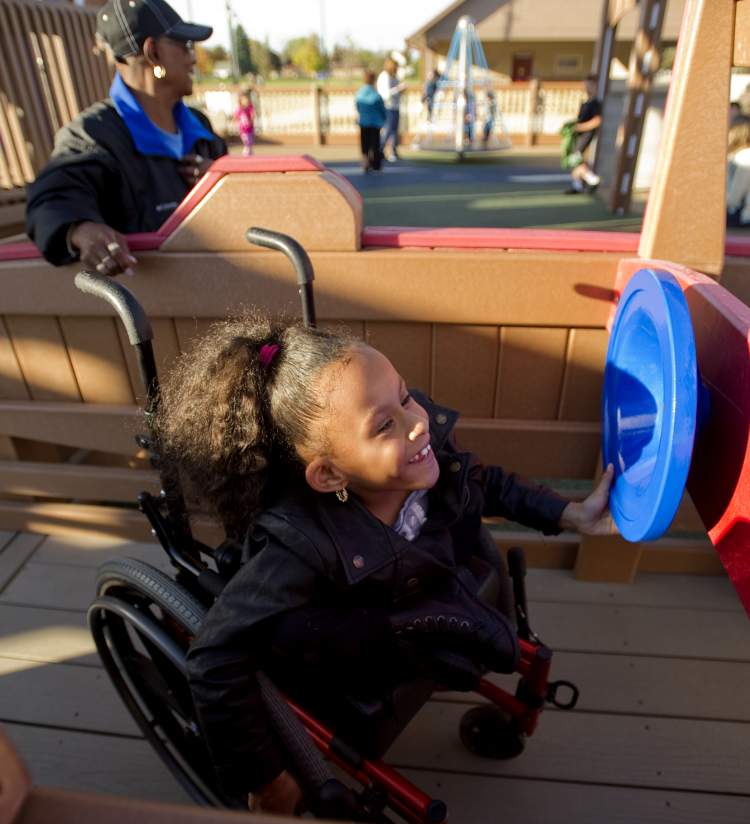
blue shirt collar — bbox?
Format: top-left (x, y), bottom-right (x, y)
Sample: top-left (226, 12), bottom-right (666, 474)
top-left (109, 73), bottom-right (214, 159)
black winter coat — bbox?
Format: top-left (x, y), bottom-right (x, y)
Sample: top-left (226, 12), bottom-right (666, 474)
top-left (25, 99), bottom-right (227, 265)
top-left (186, 394), bottom-right (568, 797)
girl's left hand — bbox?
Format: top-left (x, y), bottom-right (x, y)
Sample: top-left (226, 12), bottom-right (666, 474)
top-left (559, 464), bottom-right (617, 535)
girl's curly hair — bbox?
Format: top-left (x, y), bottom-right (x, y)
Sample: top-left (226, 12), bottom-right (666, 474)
top-left (154, 312), bottom-right (357, 538)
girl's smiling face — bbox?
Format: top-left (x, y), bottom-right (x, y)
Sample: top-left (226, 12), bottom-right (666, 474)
top-left (302, 345), bottom-right (440, 514)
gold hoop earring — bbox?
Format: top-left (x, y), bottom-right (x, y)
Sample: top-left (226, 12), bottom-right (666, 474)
top-left (153, 65), bottom-right (166, 79)
top-left (335, 488), bottom-right (349, 503)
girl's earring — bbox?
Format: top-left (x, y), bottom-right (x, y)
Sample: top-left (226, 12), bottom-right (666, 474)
top-left (153, 65), bottom-right (166, 80)
top-left (335, 488), bottom-right (349, 503)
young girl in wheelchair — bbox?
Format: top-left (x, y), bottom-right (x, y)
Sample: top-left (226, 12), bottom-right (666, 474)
top-left (155, 312), bottom-right (614, 815)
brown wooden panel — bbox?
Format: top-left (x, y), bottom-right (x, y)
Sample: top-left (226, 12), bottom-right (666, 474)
top-left (0, 461), bottom-right (159, 503)
top-left (161, 172), bottom-right (362, 253)
top-left (495, 327), bottom-right (567, 419)
top-left (455, 418), bottom-right (600, 479)
top-left (557, 327), bottom-right (608, 421)
top-left (734, 0), bottom-right (750, 67)
top-left (432, 325), bottom-right (499, 417)
top-left (0, 316), bottom-right (29, 400)
top-left (117, 317), bottom-right (182, 401)
top-left (0, 250), bottom-right (620, 327)
top-left (59, 317), bottom-right (134, 404)
top-left (0, 402), bottom-right (139, 454)
top-left (365, 322), bottom-right (432, 392)
top-left (4, 316), bottom-right (81, 401)
top-left (575, 533), bottom-right (643, 582)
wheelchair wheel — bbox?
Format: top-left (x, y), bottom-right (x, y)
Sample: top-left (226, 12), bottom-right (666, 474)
top-left (459, 705), bottom-right (525, 759)
top-left (88, 557), bottom-right (236, 808)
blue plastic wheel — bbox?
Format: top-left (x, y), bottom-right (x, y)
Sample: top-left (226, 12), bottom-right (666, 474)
top-left (602, 269), bottom-right (699, 542)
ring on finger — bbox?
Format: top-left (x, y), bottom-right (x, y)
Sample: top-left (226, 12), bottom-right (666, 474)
top-left (106, 241), bottom-right (121, 254)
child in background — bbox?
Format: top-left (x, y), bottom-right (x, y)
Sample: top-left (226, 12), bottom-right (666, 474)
top-left (156, 314), bottom-right (614, 814)
top-left (355, 70), bottom-right (386, 173)
top-left (235, 89), bottom-right (255, 156)
top-left (562, 74), bottom-right (602, 194)
top-left (482, 90), bottom-right (497, 147)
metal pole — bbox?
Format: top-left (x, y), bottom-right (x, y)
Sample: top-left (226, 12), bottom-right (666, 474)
top-left (319, 0), bottom-right (326, 59)
top-left (225, 0), bottom-right (239, 81)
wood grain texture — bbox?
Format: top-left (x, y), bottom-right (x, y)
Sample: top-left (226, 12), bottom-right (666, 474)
top-left (0, 603), bottom-right (97, 665)
top-left (3, 722), bottom-right (190, 804)
top-left (0, 532), bottom-right (44, 592)
top-left (432, 325), bottom-right (499, 416)
top-left (391, 703), bottom-right (750, 793)
top-left (0, 461), bottom-right (159, 504)
top-left (0, 316), bottom-right (29, 400)
top-left (0, 657), bottom-right (137, 735)
top-left (495, 326), bottom-right (567, 419)
top-left (399, 770), bottom-right (750, 824)
top-left (365, 322), bottom-right (432, 392)
top-left (557, 328), bottom-right (608, 420)
top-left (59, 317), bottom-right (134, 404)
top-left (4, 316), bottom-right (80, 401)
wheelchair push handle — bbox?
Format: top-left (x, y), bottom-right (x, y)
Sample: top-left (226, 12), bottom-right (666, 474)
top-left (245, 227), bottom-right (317, 329)
top-left (74, 270), bottom-right (153, 345)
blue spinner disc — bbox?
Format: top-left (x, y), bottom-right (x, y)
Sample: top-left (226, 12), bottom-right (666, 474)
top-left (602, 268), bottom-right (698, 542)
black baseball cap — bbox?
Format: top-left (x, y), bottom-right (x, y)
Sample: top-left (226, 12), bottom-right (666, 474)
top-left (97, 0), bottom-right (213, 59)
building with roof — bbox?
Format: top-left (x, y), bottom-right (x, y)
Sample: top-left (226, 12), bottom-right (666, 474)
top-left (407, 0), bottom-right (685, 81)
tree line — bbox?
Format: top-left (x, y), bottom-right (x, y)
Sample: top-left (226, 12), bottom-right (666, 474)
top-left (195, 25), bottom-right (393, 80)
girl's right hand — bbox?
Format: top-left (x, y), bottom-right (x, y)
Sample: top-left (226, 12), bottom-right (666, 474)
top-left (249, 770), bottom-right (304, 815)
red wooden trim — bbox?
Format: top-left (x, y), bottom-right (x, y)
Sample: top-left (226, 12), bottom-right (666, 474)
top-left (0, 242), bottom-right (40, 261)
top-left (725, 233), bottom-right (750, 257)
top-left (207, 154), bottom-right (324, 174)
top-left (153, 170), bottom-right (224, 239)
top-left (4, 225), bottom-right (750, 264)
top-left (616, 259), bottom-right (750, 616)
top-left (362, 226), bottom-right (641, 253)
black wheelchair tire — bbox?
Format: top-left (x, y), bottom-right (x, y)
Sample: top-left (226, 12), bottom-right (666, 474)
top-left (95, 557), bottom-right (207, 631)
top-left (88, 558), bottom-right (239, 809)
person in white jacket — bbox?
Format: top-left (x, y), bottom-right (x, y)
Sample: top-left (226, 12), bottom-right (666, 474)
top-left (377, 58), bottom-right (407, 161)
top-left (727, 117), bottom-right (750, 228)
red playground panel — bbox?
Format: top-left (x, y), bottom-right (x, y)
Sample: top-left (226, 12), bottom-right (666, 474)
top-left (615, 259), bottom-right (750, 616)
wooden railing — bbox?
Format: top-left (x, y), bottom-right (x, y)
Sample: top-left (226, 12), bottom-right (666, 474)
top-left (0, 0), bottom-right (112, 232)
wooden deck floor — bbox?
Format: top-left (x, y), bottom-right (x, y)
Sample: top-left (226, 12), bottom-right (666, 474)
top-left (0, 529), bottom-right (749, 823)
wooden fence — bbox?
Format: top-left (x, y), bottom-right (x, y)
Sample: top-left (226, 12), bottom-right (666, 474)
top-left (198, 81), bottom-right (587, 147)
top-left (0, 0), bottom-right (112, 232)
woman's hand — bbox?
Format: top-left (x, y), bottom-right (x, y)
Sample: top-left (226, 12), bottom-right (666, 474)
top-left (249, 770), bottom-right (304, 815)
top-left (69, 221), bottom-right (137, 277)
top-left (178, 152), bottom-right (212, 187)
top-left (559, 464), bottom-right (616, 535)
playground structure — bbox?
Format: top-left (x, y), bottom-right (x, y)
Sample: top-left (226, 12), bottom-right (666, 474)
top-left (1, 0), bottom-right (750, 819)
top-left (0, 1), bottom-right (747, 590)
top-left (411, 15), bottom-right (512, 157)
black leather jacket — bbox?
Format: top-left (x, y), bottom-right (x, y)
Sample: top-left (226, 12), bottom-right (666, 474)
top-left (186, 394), bottom-right (567, 796)
top-left (25, 99), bottom-right (227, 265)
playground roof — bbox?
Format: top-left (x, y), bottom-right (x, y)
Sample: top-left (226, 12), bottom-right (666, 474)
top-left (407, 0), bottom-right (685, 45)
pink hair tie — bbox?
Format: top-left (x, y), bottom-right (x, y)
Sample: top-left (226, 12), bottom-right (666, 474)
top-left (259, 343), bottom-right (280, 369)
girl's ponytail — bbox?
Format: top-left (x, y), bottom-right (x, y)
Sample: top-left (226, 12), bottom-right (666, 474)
top-left (155, 312), bottom-right (355, 538)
